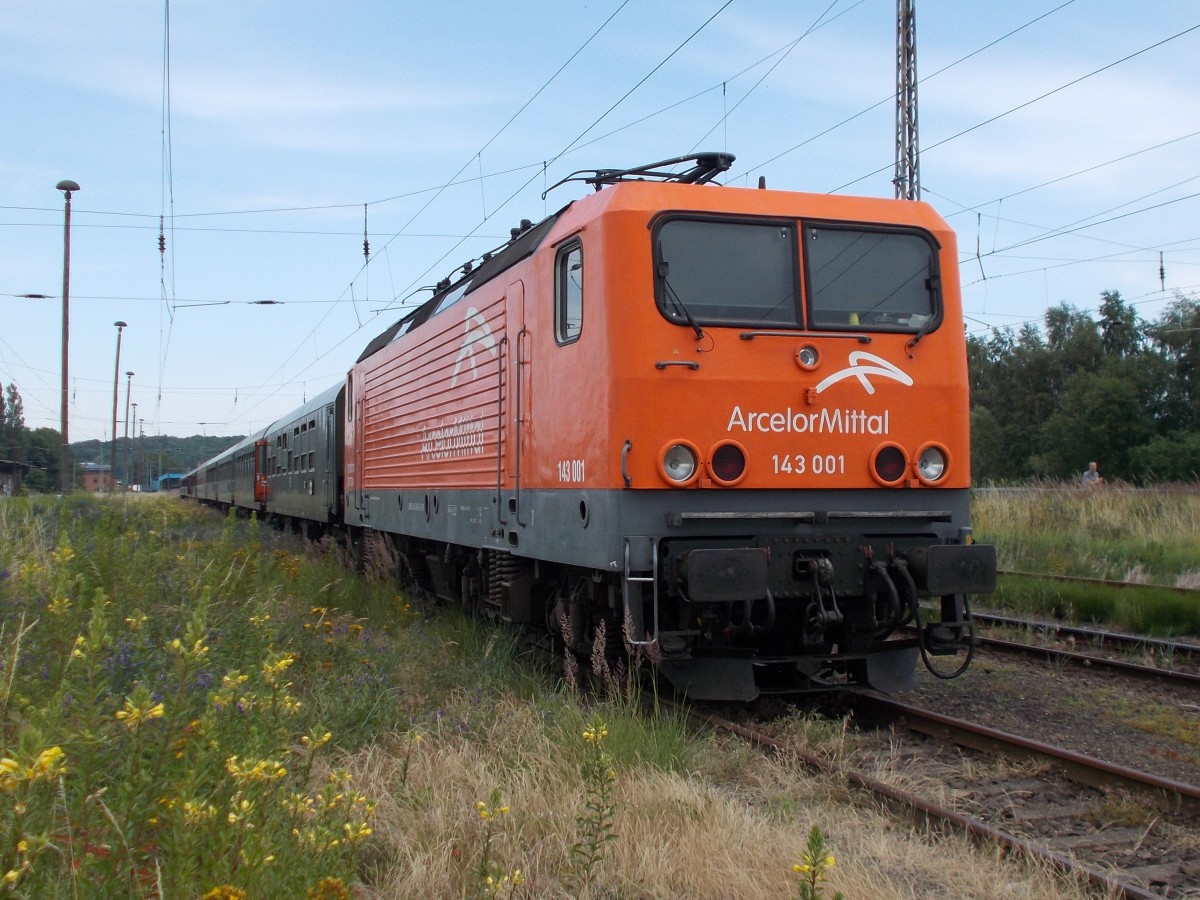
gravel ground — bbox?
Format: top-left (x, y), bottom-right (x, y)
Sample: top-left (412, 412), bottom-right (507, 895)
top-left (903, 643), bottom-right (1200, 786)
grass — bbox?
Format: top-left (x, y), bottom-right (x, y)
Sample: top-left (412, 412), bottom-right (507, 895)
top-left (1, 496), bottom-right (422, 897)
top-left (0, 494), bottom-right (1090, 898)
top-left (972, 486), bottom-right (1200, 634)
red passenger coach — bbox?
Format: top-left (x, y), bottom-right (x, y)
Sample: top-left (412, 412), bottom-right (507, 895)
top-left (343, 154), bottom-right (995, 701)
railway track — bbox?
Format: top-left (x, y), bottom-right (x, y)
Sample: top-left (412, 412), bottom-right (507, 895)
top-left (966, 612), bottom-right (1200, 686)
top-left (997, 570), bottom-right (1200, 596)
top-left (972, 611), bottom-right (1200, 658)
top-left (679, 696), bottom-right (1200, 898)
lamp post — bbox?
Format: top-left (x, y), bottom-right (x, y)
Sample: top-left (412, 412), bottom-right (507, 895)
top-left (123, 371), bottom-right (134, 492)
top-left (56, 179), bottom-right (80, 493)
top-left (110, 321), bottom-right (127, 494)
top-left (129, 401), bottom-right (138, 491)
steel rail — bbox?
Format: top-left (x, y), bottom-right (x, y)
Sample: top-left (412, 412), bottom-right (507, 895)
top-left (971, 611), bottom-right (1200, 658)
top-left (675, 699), bottom-right (1168, 900)
top-left (975, 634), bottom-right (1200, 687)
top-left (997, 569), bottom-right (1200, 595)
top-left (860, 694), bottom-right (1200, 816)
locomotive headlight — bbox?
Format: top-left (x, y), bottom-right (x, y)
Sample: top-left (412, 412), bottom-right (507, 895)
top-left (661, 442), bottom-right (700, 486)
top-left (916, 443), bottom-right (950, 485)
top-left (795, 345), bottom-right (819, 371)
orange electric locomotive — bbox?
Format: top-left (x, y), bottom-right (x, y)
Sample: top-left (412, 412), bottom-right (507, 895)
top-left (339, 153), bottom-right (995, 700)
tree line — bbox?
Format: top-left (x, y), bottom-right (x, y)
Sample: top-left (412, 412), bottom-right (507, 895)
top-left (0, 383), bottom-right (62, 493)
top-left (0, 383), bottom-right (242, 493)
top-left (4, 290), bottom-right (1199, 492)
top-left (969, 290), bottom-right (1200, 484)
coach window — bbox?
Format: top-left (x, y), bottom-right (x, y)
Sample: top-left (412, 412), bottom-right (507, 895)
top-left (555, 240), bottom-right (583, 344)
top-left (804, 224), bottom-right (940, 332)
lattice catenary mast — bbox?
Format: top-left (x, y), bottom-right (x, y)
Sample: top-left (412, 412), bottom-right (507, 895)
top-left (894, 0), bottom-right (920, 200)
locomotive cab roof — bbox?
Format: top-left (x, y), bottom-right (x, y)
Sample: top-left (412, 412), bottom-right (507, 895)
top-left (356, 153), bottom-right (737, 364)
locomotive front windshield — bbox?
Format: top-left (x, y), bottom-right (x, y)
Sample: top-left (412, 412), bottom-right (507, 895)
top-left (653, 216), bottom-right (940, 333)
top-left (805, 224), bottom-right (938, 330)
top-left (655, 218), bottom-right (798, 327)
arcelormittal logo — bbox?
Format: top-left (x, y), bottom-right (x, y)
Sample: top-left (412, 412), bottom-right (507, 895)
top-left (450, 307), bottom-right (497, 387)
top-left (815, 351), bottom-right (913, 395)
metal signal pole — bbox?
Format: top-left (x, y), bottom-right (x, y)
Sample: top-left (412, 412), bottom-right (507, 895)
top-left (111, 321), bottom-right (127, 494)
top-left (123, 371), bottom-right (134, 492)
top-left (56, 179), bottom-right (80, 492)
top-left (894, 0), bottom-right (920, 200)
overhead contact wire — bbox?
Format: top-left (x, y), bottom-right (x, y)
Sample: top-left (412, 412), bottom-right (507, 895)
top-left (830, 21), bottom-right (1200, 194)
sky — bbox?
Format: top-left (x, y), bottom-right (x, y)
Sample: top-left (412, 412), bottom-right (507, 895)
top-left (2, 0), bottom-right (1198, 443)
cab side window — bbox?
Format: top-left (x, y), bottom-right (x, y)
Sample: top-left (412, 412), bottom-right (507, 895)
top-left (555, 240), bottom-right (583, 344)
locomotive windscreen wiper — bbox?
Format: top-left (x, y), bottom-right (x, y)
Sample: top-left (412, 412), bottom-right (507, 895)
top-left (904, 260), bottom-right (939, 356)
top-left (657, 262), bottom-right (704, 341)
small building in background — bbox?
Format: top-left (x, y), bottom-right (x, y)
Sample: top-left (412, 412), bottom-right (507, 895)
top-left (0, 460), bottom-right (24, 497)
top-left (79, 462), bottom-right (114, 493)
top-left (158, 473), bottom-right (183, 493)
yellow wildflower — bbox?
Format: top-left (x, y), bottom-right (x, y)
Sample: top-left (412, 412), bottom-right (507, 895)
top-left (226, 755), bottom-right (287, 783)
top-left (283, 793), bottom-right (316, 816)
top-left (307, 876), bottom-right (351, 900)
top-left (171, 637), bottom-right (209, 660)
top-left (0, 757), bottom-right (20, 789)
top-left (34, 746), bottom-right (66, 779)
top-left (261, 651), bottom-right (297, 684)
top-left (201, 886), bottom-right (247, 900)
top-left (0, 746), bottom-right (67, 788)
top-left (48, 597), bottom-right (71, 616)
top-left (299, 731), bottom-right (333, 749)
top-left (182, 799), bottom-right (218, 824)
top-left (227, 798), bottom-right (255, 825)
top-left (116, 696), bottom-right (166, 729)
